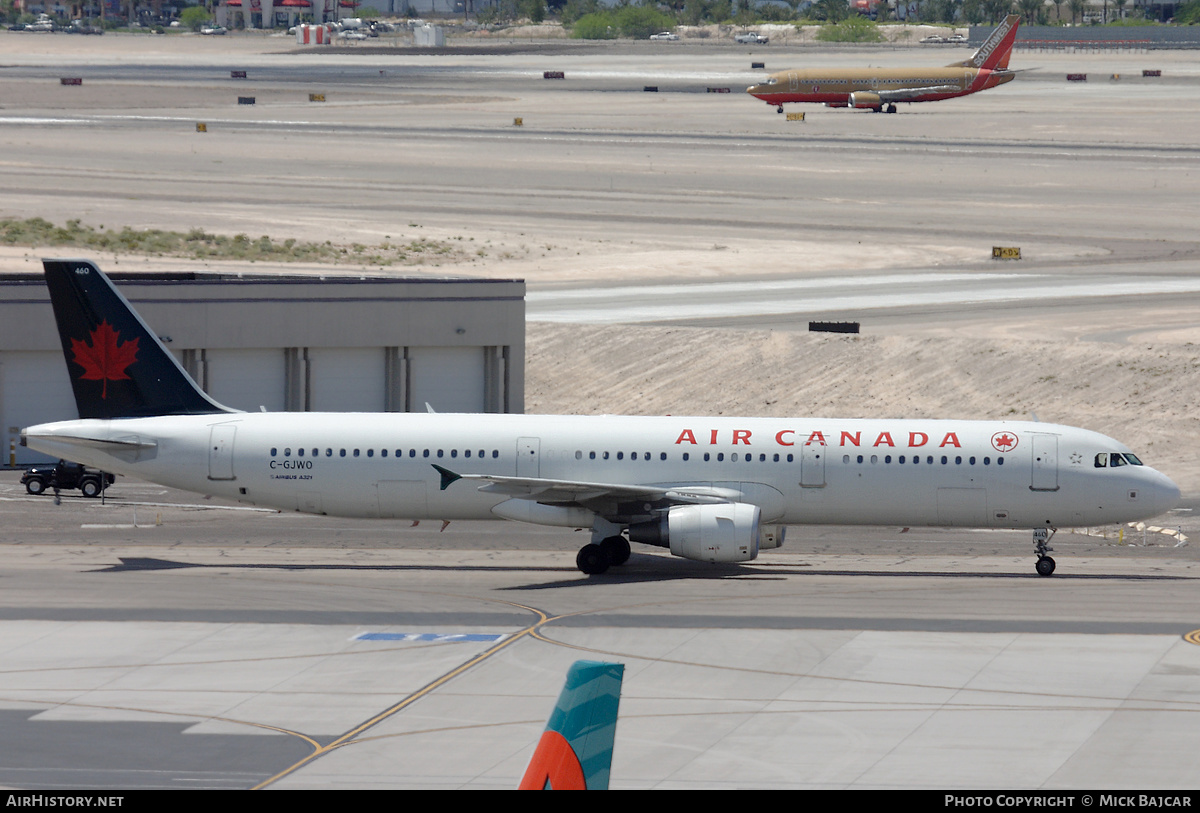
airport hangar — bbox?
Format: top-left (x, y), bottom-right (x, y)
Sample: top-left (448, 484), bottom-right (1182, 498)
top-left (0, 269), bottom-right (525, 467)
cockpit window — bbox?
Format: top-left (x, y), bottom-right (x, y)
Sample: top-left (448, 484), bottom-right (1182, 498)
top-left (1096, 452), bottom-right (1144, 468)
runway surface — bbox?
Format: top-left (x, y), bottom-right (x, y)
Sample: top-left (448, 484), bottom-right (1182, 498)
top-left (2, 34), bottom-right (1200, 790)
top-left (1, 474), bottom-right (1198, 790)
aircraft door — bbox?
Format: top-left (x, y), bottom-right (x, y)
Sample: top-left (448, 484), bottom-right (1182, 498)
top-left (788, 72), bottom-right (798, 92)
top-left (1029, 433), bottom-right (1059, 492)
top-left (800, 442), bottom-right (825, 488)
top-left (517, 437), bottom-right (540, 478)
top-left (208, 424), bottom-right (236, 481)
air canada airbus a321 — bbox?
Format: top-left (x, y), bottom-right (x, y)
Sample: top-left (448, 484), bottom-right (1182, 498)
top-left (23, 260), bottom-right (1179, 577)
top-left (746, 15), bottom-right (1021, 114)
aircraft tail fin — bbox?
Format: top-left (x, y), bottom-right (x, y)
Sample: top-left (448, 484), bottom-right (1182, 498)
top-left (42, 259), bottom-right (234, 420)
top-left (518, 660), bottom-right (624, 790)
top-left (947, 15), bottom-right (1020, 71)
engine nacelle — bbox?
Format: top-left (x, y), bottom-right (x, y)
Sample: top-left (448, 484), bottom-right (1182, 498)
top-left (760, 524), bottom-right (786, 550)
top-left (628, 502), bottom-right (761, 563)
top-left (848, 91), bottom-right (882, 109)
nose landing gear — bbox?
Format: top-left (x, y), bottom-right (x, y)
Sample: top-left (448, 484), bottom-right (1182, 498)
top-left (1033, 528), bottom-right (1057, 576)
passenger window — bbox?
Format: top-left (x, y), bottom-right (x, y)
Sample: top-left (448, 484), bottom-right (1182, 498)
top-left (660, 452), bottom-right (667, 461)
top-left (284, 448), bottom-right (291, 457)
top-left (354, 449), bottom-right (360, 457)
top-left (450, 449), bottom-right (457, 458)
top-left (271, 447), bottom-right (277, 456)
top-left (340, 449), bottom-right (347, 457)
top-left (367, 449), bottom-right (374, 458)
top-left (683, 453), bottom-right (689, 461)
top-left (717, 453), bottom-right (725, 462)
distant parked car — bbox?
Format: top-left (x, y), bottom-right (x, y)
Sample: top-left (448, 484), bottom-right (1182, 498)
top-left (946, 34), bottom-right (968, 44)
top-left (649, 31), bottom-right (679, 41)
top-left (735, 32), bottom-right (768, 45)
top-left (200, 25), bottom-right (227, 35)
top-left (920, 35), bottom-right (946, 44)
top-left (21, 460), bottom-right (115, 498)
top-left (338, 29), bottom-right (368, 40)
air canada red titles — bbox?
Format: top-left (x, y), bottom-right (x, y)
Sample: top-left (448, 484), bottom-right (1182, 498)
top-left (673, 428), bottom-right (978, 449)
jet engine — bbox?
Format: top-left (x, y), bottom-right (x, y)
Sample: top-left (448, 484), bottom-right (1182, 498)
top-left (628, 502), bottom-right (761, 563)
top-left (848, 91), bottom-right (882, 110)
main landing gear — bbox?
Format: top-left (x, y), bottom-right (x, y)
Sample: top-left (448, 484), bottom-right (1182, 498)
top-left (871, 104), bottom-right (899, 114)
top-left (1033, 527), bottom-right (1057, 577)
top-left (576, 535), bottom-right (631, 576)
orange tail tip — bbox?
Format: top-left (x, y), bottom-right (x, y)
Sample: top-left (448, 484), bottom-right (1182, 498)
top-left (519, 660), bottom-right (624, 790)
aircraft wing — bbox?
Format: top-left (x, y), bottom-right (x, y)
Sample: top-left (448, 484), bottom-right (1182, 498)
top-left (432, 464), bottom-right (739, 506)
top-left (876, 84), bottom-right (962, 101)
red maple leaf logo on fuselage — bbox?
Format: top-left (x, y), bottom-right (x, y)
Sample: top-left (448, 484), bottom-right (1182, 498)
top-left (70, 321), bottom-right (139, 399)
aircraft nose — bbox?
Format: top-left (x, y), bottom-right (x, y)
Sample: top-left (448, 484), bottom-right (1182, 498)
top-left (1150, 470), bottom-right (1182, 515)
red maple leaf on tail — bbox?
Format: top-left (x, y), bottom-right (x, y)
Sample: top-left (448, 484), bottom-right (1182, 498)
top-left (70, 321), bottom-right (139, 399)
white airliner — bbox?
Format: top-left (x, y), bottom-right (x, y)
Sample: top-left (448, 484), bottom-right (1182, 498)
top-left (23, 260), bottom-right (1181, 577)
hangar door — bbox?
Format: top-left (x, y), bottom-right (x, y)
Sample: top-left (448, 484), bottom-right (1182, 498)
top-left (308, 348), bottom-right (386, 412)
top-left (0, 351), bottom-right (78, 465)
top-left (205, 349), bottom-right (287, 413)
top-left (408, 347), bottom-right (485, 413)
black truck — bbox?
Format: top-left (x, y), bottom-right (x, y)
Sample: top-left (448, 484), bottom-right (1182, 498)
top-left (21, 460), bottom-right (115, 497)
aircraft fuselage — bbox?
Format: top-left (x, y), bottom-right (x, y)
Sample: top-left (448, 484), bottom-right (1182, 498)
top-left (746, 67), bottom-right (1016, 108)
top-left (23, 412), bottom-right (1179, 530)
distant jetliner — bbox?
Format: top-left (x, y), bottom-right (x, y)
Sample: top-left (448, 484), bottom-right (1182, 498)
top-left (23, 259), bottom-right (1179, 578)
top-left (746, 15), bottom-right (1020, 113)
top-left (519, 660), bottom-right (623, 790)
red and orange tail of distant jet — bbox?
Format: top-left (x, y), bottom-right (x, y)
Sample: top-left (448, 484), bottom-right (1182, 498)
top-left (518, 660), bottom-right (624, 790)
top-left (746, 15), bottom-right (1020, 114)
